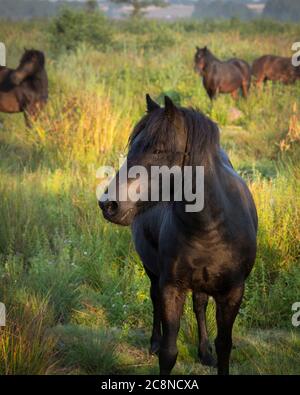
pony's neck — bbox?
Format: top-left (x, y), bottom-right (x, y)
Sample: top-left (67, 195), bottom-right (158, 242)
top-left (30, 69), bottom-right (48, 98)
top-left (32, 68), bottom-right (45, 81)
top-left (204, 50), bottom-right (219, 69)
top-left (173, 156), bottom-right (223, 227)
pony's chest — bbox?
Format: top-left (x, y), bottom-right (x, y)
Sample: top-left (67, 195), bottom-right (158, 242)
top-left (131, 215), bottom-right (162, 276)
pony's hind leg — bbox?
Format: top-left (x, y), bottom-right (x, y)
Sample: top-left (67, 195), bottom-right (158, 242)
top-left (214, 284), bottom-right (244, 375)
top-left (159, 284), bottom-right (186, 375)
top-left (193, 291), bottom-right (215, 367)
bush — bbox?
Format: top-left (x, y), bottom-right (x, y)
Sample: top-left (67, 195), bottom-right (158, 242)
top-left (48, 8), bottom-right (114, 53)
top-left (54, 325), bottom-right (118, 374)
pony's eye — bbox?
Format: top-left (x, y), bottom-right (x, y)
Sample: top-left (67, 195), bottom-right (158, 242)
top-left (153, 149), bottom-right (161, 155)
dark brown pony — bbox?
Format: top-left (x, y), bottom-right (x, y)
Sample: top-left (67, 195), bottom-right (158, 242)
top-left (252, 55), bottom-right (300, 87)
top-left (194, 46), bottom-right (251, 100)
top-left (0, 49), bottom-right (48, 126)
top-left (99, 95), bottom-right (258, 375)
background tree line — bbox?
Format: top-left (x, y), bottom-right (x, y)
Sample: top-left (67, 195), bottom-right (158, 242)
top-left (0, 0), bottom-right (299, 22)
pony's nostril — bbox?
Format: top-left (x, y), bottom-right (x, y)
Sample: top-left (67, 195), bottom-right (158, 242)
top-left (99, 200), bottom-right (118, 216)
top-left (106, 201), bottom-right (118, 215)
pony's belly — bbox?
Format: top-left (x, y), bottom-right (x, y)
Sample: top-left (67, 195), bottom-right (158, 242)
top-left (219, 77), bottom-right (242, 93)
top-left (191, 262), bottom-right (244, 295)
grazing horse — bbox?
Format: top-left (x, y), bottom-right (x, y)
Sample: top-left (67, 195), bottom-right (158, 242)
top-left (252, 55), bottom-right (300, 88)
top-left (99, 95), bottom-right (258, 375)
top-left (194, 46), bottom-right (251, 100)
top-left (0, 49), bottom-right (48, 126)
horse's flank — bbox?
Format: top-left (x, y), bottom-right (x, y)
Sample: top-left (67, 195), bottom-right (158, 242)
top-left (252, 54), bottom-right (300, 86)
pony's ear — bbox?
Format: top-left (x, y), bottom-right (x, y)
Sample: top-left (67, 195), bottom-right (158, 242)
top-left (204, 46), bottom-right (208, 51)
top-left (146, 94), bottom-right (160, 112)
top-left (164, 96), bottom-right (179, 120)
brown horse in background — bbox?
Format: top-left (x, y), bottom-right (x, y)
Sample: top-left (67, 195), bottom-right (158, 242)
top-left (0, 49), bottom-right (48, 126)
top-left (194, 46), bottom-right (251, 100)
top-left (252, 55), bottom-right (300, 88)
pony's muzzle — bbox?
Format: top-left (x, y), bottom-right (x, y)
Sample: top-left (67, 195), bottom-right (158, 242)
top-left (99, 200), bottom-right (119, 217)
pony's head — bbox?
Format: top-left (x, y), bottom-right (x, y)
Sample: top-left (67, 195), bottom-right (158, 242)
top-left (99, 95), bottom-right (219, 226)
top-left (11, 49), bottom-right (45, 85)
top-left (194, 46), bottom-right (209, 74)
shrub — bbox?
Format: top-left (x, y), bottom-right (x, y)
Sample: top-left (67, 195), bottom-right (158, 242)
top-left (54, 325), bottom-right (118, 374)
top-left (0, 291), bottom-right (58, 375)
top-left (48, 8), bottom-right (113, 53)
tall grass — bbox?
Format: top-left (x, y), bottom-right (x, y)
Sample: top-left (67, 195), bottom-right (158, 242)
top-left (0, 17), bottom-right (299, 374)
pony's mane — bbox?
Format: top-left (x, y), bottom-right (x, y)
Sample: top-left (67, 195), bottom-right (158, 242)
top-left (19, 49), bottom-right (45, 69)
top-left (203, 48), bottom-right (219, 63)
top-left (128, 107), bottom-right (220, 166)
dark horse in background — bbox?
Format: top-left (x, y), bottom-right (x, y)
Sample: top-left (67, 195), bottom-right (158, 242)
top-left (252, 55), bottom-right (300, 88)
top-left (0, 49), bottom-right (48, 126)
top-left (194, 46), bottom-right (251, 100)
top-left (99, 95), bottom-right (258, 375)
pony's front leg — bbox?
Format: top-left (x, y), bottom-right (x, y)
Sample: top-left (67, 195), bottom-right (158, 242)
top-left (207, 88), bottom-right (217, 101)
top-left (145, 269), bottom-right (162, 355)
top-left (23, 111), bottom-right (33, 128)
top-left (255, 75), bottom-right (265, 91)
top-left (24, 101), bottom-right (44, 128)
top-left (159, 284), bottom-right (186, 375)
top-left (214, 283), bottom-right (244, 375)
top-left (241, 80), bottom-right (250, 98)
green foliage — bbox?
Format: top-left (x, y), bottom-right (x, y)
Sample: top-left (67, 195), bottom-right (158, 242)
top-left (54, 325), bottom-right (118, 374)
top-left (48, 8), bottom-right (114, 53)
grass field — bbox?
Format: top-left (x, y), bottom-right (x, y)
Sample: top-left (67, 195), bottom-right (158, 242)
top-left (0, 16), bottom-right (300, 375)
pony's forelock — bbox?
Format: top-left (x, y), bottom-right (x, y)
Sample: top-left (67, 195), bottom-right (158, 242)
top-left (128, 106), bottom-right (220, 166)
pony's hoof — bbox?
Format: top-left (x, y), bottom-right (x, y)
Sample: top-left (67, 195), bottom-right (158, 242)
top-left (149, 341), bottom-right (160, 356)
top-left (199, 352), bottom-right (217, 367)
